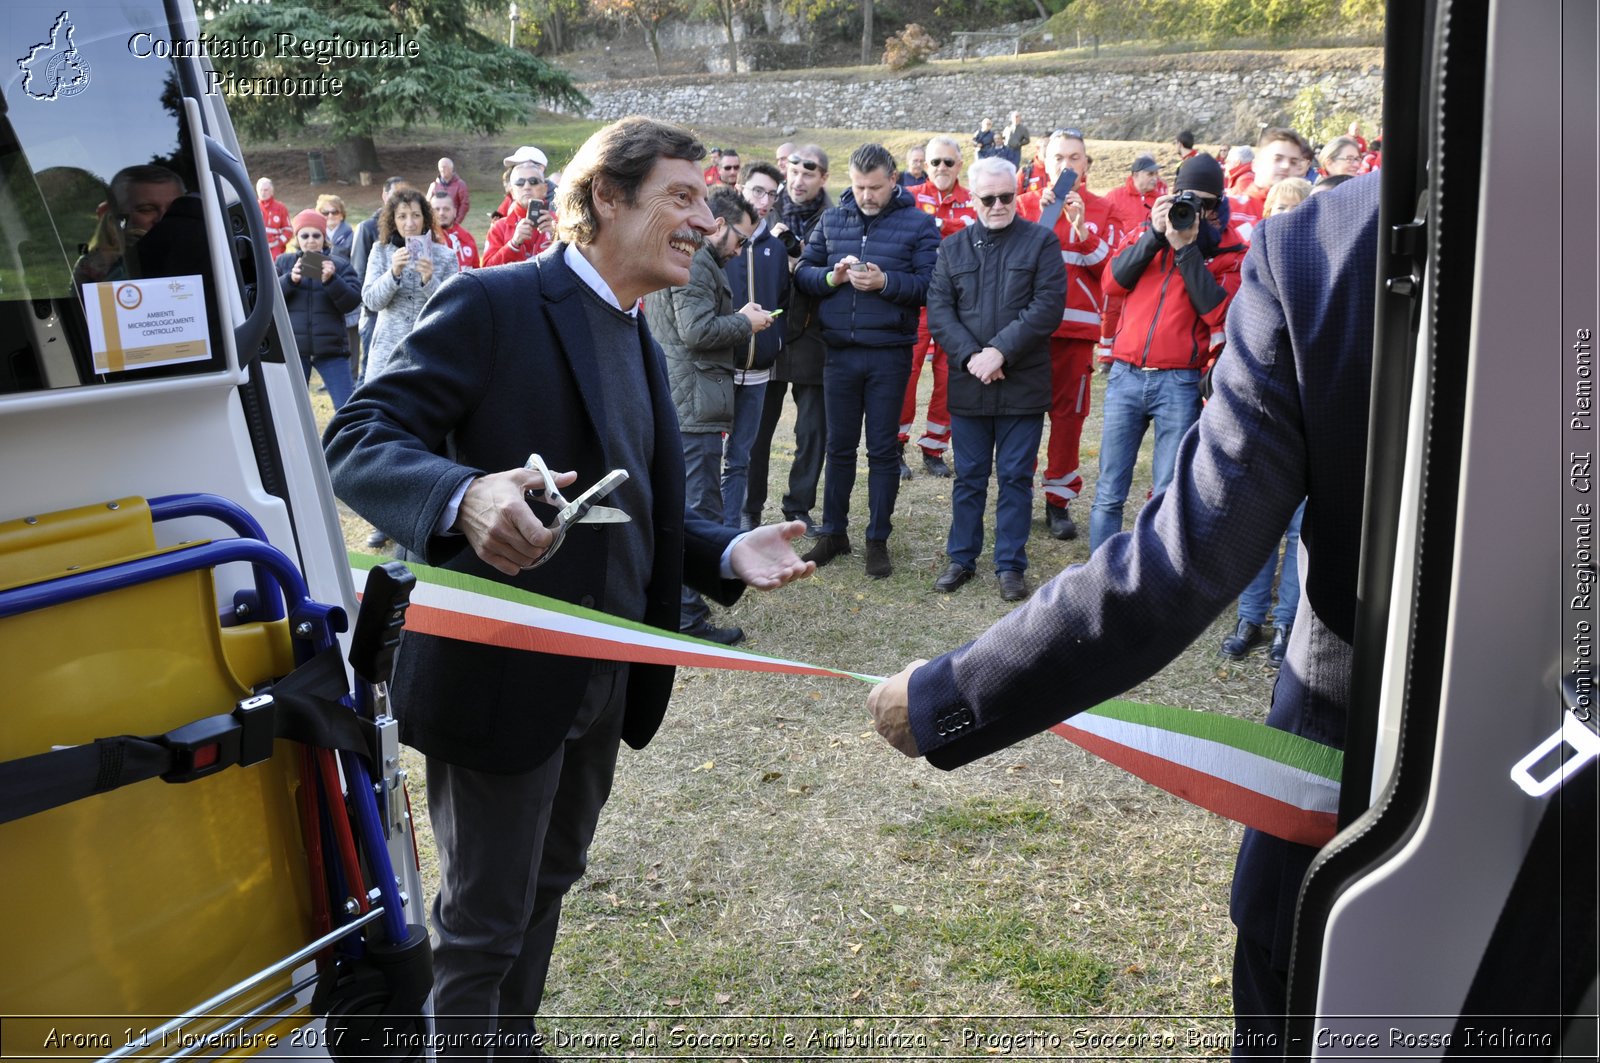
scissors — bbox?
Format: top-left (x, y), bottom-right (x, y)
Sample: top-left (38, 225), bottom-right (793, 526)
top-left (521, 453), bottom-right (630, 569)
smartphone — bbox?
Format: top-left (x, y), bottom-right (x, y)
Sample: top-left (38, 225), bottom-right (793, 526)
top-left (298, 250), bottom-right (326, 277)
top-left (849, 261), bottom-right (871, 272)
top-left (404, 235), bottom-right (427, 265)
top-left (769, 308), bottom-right (784, 317)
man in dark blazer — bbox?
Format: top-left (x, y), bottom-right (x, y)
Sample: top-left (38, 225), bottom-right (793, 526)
top-left (325, 117), bottom-right (812, 1052)
top-left (867, 174), bottom-right (1383, 1051)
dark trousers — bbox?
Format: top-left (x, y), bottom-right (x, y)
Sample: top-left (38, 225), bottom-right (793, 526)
top-left (426, 667), bottom-right (629, 1056)
top-left (745, 378), bottom-right (825, 523)
top-left (679, 431), bottom-right (724, 630)
top-left (822, 345), bottom-right (912, 541)
top-left (947, 413), bottom-right (1044, 573)
top-left (1231, 932), bottom-right (1288, 1058)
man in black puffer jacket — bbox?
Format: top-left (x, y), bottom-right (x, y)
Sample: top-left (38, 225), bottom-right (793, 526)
top-left (794, 143), bottom-right (940, 578)
top-left (925, 157), bottom-right (1066, 603)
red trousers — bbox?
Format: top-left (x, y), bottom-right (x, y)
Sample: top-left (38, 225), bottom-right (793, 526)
top-left (898, 309), bottom-right (950, 455)
top-left (1042, 336), bottom-right (1095, 507)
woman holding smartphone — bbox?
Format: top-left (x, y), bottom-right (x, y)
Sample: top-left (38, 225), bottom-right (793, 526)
top-left (277, 208), bottom-right (361, 408)
top-left (361, 188), bottom-right (458, 381)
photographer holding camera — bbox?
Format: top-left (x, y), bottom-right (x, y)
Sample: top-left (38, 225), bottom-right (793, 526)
top-left (1087, 152), bottom-right (1248, 554)
top-left (482, 159), bottom-right (556, 267)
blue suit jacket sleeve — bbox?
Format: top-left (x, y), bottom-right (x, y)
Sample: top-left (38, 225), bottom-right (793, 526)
top-left (907, 204), bottom-right (1319, 764)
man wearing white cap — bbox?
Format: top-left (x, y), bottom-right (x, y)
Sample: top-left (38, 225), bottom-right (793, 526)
top-left (483, 157), bottom-right (555, 267)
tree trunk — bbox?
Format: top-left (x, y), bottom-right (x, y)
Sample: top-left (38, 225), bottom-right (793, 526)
top-left (721, 3), bottom-right (738, 74)
top-left (639, 17), bottom-right (663, 75)
top-left (1030, 0), bottom-right (1048, 17)
top-left (861, 0), bottom-right (874, 65)
top-left (334, 134), bottom-right (380, 181)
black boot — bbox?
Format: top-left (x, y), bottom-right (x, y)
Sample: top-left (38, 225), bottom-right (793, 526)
top-left (802, 533), bottom-right (851, 567)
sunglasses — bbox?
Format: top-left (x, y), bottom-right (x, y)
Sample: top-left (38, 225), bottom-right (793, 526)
top-left (1052, 128), bottom-right (1086, 139)
top-left (318, 208), bottom-right (341, 216)
top-left (787, 156), bottom-right (821, 172)
top-left (296, 231), bottom-right (324, 241)
top-left (510, 177), bottom-right (545, 187)
top-left (720, 164), bottom-right (741, 171)
top-left (977, 192), bottom-right (1015, 207)
top-left (928, 158), bottom-right (959, 168)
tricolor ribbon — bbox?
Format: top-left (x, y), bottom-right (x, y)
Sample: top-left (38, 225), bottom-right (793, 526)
top-left (351, 554), bottom-right (1342, 846)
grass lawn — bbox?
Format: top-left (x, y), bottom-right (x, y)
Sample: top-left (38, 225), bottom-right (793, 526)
top-left (319, 344), bottom-right (1284, 1055)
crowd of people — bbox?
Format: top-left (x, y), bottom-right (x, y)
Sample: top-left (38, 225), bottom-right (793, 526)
top-left (259, 114), bottom-right (1379, 649)
top-left (312, 113), bottom-right (1387, 1055)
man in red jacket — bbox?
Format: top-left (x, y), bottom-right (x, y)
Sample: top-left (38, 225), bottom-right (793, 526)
top-left (482, 161), bottom-right (554, 267)
top-left (1017, 130), bottom-right (1120, 541)
top-left (898, 135), bottom-right (976, 478)
top-left (1089, 153), bottom-right (1247, 553)
top-left (432, 192), bottom-right (479, 272)
top-left (256, 176), bottom-right (291, 259)
top-left (1102, 154), bottom-right (1167, 238)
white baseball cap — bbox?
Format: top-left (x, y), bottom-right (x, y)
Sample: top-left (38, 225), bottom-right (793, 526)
top-left (503, 146), bottom-right (549, 169)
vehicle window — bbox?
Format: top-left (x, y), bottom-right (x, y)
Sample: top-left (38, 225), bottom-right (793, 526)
top-left (2, 2), bottom-right (227, 393)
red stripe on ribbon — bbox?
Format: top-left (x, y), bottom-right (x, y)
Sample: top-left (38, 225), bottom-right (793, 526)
top-left (402, 603), bottom-right (843, 677)
top-left (1051, 722), bottom-right (1338, 847)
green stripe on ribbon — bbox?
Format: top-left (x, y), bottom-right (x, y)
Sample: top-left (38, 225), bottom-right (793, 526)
top-left (1084, 700), bottom-right (1343, 782)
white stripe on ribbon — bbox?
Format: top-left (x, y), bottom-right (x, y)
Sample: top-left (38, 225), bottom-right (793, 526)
top-left (1059, 711), bottom-right (1339, 814)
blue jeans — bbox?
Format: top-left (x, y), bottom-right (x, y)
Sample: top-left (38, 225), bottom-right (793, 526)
top-left (821, 346), bottom-right (912, 541)
top-left (302, 354), bottom-right (355, 410)
top-left (721, 382), bottom-right (768, 527)
top-left (948, 413), bottom-right (1045, 573)
top-left (1088, 361), bottom-right (1203, 553)
top-left (1238, 499), bottom-right (1306, 627)
top-left (679, 431), bottom-right (724, 630)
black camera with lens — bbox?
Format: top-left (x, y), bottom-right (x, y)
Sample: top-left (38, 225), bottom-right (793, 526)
top-left (775, 226), bottom-right (803, 256)
top-left (1167, 190), bottom-right (1207, 232)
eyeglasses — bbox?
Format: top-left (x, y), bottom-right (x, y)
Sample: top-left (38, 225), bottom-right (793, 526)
top-left (977, 192), bottom-right (1015, 207)
top-left (1331, 154), bottom-right (1362, 164)
top-left (928, 158), bottom-right (959, 168)
top-left (318, 209), bottom-right (341, 216)
top-left (787, 156), bottom-right (820, 172)
top-left (511, 177), bottom-right (545, 188)
top-left (745, 186), bottom-right (777, 201)
top-left (728, 227), bottom-right (754, 249)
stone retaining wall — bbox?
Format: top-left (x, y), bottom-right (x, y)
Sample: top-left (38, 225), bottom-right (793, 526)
top-left (570, 50), bottom-right (1383, 144)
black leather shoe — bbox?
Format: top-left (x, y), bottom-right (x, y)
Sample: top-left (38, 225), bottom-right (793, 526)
top-left (365, 528), bottom-right (389, 548)
top-left (738, 513), bottom-right (757, 532)
top-left (1220, 619), bottom-right (1265, 659)
top-left (864, 539), bottom-right (892, 579)
top-left (922, 453), bottom-right (952, 478)
top-left (783, 510), bottom-right (819, 537)
top-left (897, 444), bottom-right (913, 481)
top-left (1268, 623), bottom-right (1291, 668)
top-left (802, 533), bottom-right (851, 567)
top-left (1046, 505), bottom-right (1078, 540)
top-left (934, 562), bottom-right (974, 592)
top-left (683, 622), bottom-right (745, 646)
top-left (998, 570), bottom-right (1028, 601)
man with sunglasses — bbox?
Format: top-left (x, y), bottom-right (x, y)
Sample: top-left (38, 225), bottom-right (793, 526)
top-left (713, 149), bottom-right (742, 188)
top-left (483, 161), bottom-right (555, 267)
top-left (925, 157), bottom-right (1066, 602)
top-left (1017, 129), bottom-right (1121, 541)
top-left (899, 136), bottom-right (976, 480)
top-left (644, 185), bottom-right (775, 643)
top-left (1090, 152), bottom-right (1248, 553)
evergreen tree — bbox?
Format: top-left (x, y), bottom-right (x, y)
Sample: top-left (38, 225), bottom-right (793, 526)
top-left (207, 1), bottom-right (584, 174)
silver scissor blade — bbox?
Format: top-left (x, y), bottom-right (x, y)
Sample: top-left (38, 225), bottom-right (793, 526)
top-left (558, 469), bottom-right (631, 526)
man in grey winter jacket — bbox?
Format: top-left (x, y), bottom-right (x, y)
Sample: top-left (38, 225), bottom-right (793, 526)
top-left (926, 157), bottom-right (1066, 602)
top-left (643, 186), bottom-right (775, 641)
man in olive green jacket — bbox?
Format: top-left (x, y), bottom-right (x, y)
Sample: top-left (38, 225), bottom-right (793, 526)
top-left (642, 185), bottom-right (775, 641)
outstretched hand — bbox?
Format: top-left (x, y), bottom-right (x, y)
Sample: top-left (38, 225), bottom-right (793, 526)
top-left (730, 520), bottom-right (816, 590)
